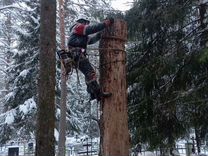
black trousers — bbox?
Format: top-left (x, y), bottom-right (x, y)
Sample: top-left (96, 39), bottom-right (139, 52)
top-left (73, 53), bottom-right (96, 83)
top-left (72, 51), bottom-right (101, 100)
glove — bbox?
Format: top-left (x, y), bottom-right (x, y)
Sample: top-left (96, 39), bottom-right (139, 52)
top-left (104, 17), bottom-right (114, 26)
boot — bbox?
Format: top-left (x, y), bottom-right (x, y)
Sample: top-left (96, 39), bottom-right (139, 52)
top-left (100, 92), bottom-right (112, 98)
top-left (87, 81), bottom-right (112, 101)
top-left (87, 82), bottom-right (99, 101)
top-left (96, 91), bottom-right (112, 101)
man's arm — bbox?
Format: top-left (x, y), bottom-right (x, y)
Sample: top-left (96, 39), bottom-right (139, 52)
top-left (73, 19), bottom-right (114, 36)
top-left (85, 18), bottom-right (114, 35)
top-left (87, 33), bottom-right (102, 45)
top-left (85, 23), bottom-right (107, 35)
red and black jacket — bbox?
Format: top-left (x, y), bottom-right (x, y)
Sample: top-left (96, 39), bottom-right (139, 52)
top-left (67, 22), bottom-right (108, 49)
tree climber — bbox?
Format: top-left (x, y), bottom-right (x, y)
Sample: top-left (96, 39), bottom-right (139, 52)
top-left (57, 15), bottom-right (114, 101)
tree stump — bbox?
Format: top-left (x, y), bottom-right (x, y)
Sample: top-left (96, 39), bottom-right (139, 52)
top-left (99, 19), bottom-right (130, 156)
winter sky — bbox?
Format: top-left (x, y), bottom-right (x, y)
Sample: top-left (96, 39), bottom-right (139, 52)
top-left (111, 0), bottom-right (133, 11)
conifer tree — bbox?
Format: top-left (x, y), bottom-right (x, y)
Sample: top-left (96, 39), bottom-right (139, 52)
top-left (0, 0), bottom-right (39, 143)
top-left (126, 0), bottom-right (196, 149)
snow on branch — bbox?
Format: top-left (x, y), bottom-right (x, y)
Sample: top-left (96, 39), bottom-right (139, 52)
top-left (0, 97), bottom-right (36, 126)
top-left (0, 3), bottom-right (34, 12)
top-left (0, 4), bottom-right (30, 12)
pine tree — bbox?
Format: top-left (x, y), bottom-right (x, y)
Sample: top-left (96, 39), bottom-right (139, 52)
top-left (0, 0), bottom-right (39, 143)
top-left (127, 0), bottom-right (208, 151)
top-left (126, 0), bottom-right (195, 149)
top-left (0, 0), bottom-right (14, 112)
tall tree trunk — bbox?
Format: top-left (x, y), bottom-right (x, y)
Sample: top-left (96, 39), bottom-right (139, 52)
top-left (58, 0), bottom-right (67, 155)
top-left (36, 0), bottom-right (56, 156)
top-left (195, 128), bottom-right (201, 154)
top-left (198, 0), bottom-right (208, 48)
top-left (197, 2), bottom-right (207, 153)
top-left (99, 19), bottom-right (130, 156)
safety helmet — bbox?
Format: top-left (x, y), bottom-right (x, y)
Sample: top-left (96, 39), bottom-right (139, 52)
top-left (76, 14), bottom-right (90, 24)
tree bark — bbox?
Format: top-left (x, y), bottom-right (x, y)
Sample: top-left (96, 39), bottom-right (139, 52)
top-left (195, 128), bottom-right (201, 154)
top-left (36, 0), bottom-right (56, 156)
top-left (99, 19), bottom-right (130, 156)
top-left (58, 0), bottom-right (67, 155)
top-left (198, 0), bottom-right (208, 47)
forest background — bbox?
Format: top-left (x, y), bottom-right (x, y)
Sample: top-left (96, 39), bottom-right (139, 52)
top-left (0, 0), bottom-right (207, 154)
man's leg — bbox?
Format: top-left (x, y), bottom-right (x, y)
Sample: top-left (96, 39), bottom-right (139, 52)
top-left (78, 56), bottom-right (111, 101)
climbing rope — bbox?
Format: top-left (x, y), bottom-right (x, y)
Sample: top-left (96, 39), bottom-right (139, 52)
top-left (87, 47), bottom-right (126, 52)
top-left (87, 47), bottom-right (127, 69)
top-left (101, 36), bottom-right (127, 42)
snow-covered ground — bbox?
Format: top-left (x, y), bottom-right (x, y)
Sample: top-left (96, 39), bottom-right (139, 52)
top-left (0, 137), bottom-right (208, 156)
top-left (0, 136), bottom-right (99, 156)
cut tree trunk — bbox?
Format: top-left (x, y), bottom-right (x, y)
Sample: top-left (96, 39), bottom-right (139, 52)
top-left (99, 19), bottom-right (130, 156)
